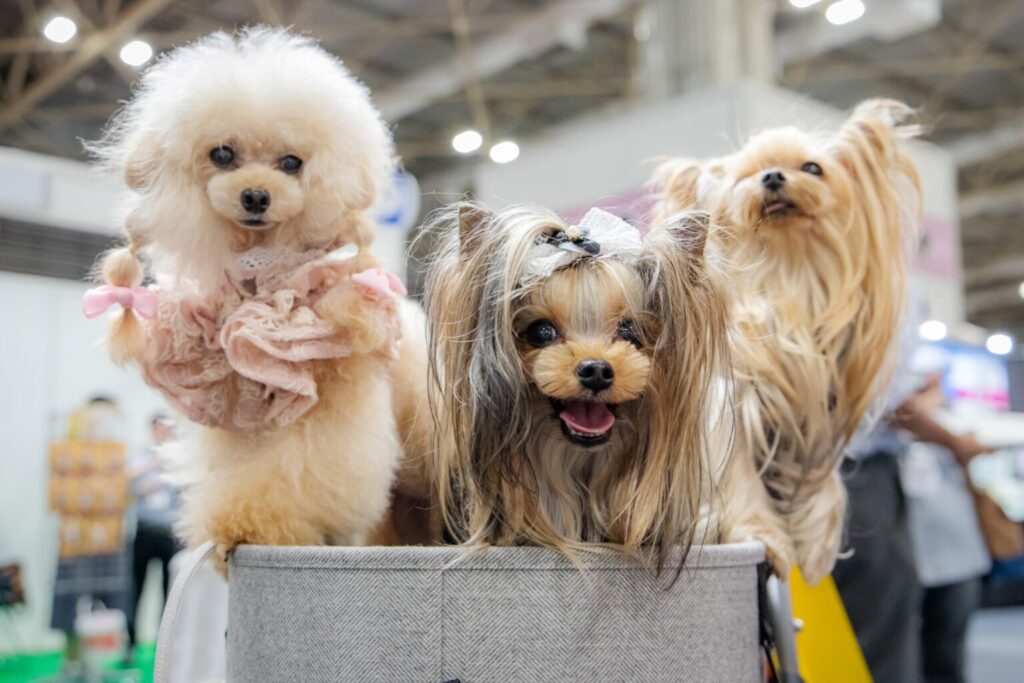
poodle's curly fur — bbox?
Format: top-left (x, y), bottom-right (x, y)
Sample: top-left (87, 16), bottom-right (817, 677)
top-left (88, 27), bottom-right (435, 569)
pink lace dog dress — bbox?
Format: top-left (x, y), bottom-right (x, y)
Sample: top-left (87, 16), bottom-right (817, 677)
top-left (140, 247), bottom-right (404, 432)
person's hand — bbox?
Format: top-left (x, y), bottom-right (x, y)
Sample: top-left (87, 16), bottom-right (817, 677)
top-left (951, 432), bottom-right (994, 465)
top-left (910, 373), bottom-right (945, 414)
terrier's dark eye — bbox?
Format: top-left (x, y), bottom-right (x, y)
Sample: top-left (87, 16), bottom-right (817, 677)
top-left (279, 155), bottom-right (303, 174)
top-left (210, 146), bottom-right (235, 168)
top-left (617, 319), bottom-right (642, 348)
top-left (525, 319), bottom-right (559, 348)
top-left (800, 161), bottom-right (823, 177)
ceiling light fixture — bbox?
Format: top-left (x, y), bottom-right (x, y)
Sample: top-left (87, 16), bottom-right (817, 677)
top-left (825, 0), bottom-right (865, 25)
top-left (986, 333), bottom-right (1014, 356)
top-left (489, 140), bottom-right (520, 164)
top-left (919, 320), bottom-right (947, 342)
top-left (789, 0), bottom-right (822, 8)
top-left (43, 16), bottom-right (77, 44)
top-left (120, 40), bottom-right (153, 66)
top-left (452, 129), bottom-right (483, 154)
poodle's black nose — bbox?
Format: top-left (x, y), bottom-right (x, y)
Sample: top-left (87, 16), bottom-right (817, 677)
top-left (576, 360), bottom-right (614, 393)
top-left (240, 188), bottom-right (271, 214)
top-left (761, 170), bottom-right (786, 192)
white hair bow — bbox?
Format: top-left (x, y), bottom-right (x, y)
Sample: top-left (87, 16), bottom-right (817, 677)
top-left (527, 208), bottom-right (642, 278)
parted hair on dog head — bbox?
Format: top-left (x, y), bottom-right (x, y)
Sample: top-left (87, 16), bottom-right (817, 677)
top-left (424, 201), bottom-right (730, 575)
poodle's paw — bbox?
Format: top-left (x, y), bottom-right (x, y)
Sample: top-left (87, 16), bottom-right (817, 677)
top-left (211, 542), bottom-right (233, 578)
top-left (317, 286), bottom-right (392, 354)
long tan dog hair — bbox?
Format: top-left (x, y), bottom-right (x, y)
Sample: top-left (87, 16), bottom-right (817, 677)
top-left (424, 203), bottom-right (730, 575)
top-left (653, 100), bottom-right (921, 583)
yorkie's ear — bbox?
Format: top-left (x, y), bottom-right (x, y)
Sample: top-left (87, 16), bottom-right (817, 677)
top-left (834, 99), bottom-right (920, 169)
top-left (457, 202), bottom-right (491, 256)
top-left (656, 210), bottom-right (710, 261)
top-left (653, 158), bottom-right (704, 211)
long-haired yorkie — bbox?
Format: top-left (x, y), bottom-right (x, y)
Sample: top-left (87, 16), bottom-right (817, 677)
top-left (424, 203), bottom-right (730, 571)
top-left (653, 100), bottom-right (921, 583)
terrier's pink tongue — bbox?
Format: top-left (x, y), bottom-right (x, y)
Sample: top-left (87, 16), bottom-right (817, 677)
top-left (559, 401), bottom-right (615, 435)
top-left (767, 201), bottom-right (788, 213)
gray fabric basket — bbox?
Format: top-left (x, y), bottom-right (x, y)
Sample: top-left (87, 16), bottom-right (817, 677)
top-left (226, 543), bottom-right (766, 683)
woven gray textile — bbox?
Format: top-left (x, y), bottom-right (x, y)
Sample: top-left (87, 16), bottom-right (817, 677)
top-left (227, 543), bottom-right (765, 683)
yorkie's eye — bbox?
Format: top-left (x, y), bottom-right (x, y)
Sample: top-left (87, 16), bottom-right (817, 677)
top-left (800, 161), bottom-right (824, 177)
top-left (524, 319), bottom-right (559, 348)
top-left (210, 146), bottom-right (235, 168)
top-left (279, 155), bottom-right (303, 174)
top-left (617, 319), bottom-right (642, 348)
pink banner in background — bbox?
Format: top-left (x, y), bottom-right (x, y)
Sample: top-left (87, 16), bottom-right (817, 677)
top-left (915, 215), bottom-right (960, 279)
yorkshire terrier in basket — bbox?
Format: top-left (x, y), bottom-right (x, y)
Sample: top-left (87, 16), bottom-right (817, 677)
top-left (84, 28), bottom-right (425, 570)
top-left (424, 203), bottom-right (729, 572)
top-left (652, 100), bottom-right (921, 583)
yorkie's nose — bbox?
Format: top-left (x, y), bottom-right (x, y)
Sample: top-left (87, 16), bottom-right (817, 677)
top-left (761, 170), bottom-right (786, 192)
top-left (576, 359), bottom-right (614, 393)
top-left (240, 188), bottom-right (271, 214)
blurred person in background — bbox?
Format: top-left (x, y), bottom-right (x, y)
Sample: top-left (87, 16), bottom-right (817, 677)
top-left (126, 413), bottom-right (181, 659)
top-left (67, 394), bottom-right (123, 441)
top-left (897, 374), bottom-right (991, 683)
top-left (835, 367), bottom-right (993, 683)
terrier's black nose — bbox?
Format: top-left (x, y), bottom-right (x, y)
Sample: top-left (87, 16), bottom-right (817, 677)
top-left (240, 188), bottom-right (271, 214)
top-left (576, 360), bottom-right (614, 393)
top-left (761, 170), bottom-right (786, 192)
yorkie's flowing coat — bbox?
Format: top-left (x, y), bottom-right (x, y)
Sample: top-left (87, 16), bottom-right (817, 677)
top-left (425, 204), bottom-right (730, 572)
top-left (654, 100), bottom-right (921, 582)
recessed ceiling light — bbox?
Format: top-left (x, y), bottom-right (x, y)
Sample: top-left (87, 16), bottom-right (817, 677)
top-left (789, 0), bottom-right (822, 8)
top-left (489, 140), bottom-right (520, 164)
top-left (452, 129), bottom-right (483, 154)
top-left (919, 320), bottom-right (947, 342)
top-left (986, 333), bottom-right (1014, 356)
top-left (120, 40), bottom-right (153, 66)
top-left (43, 16), bottom-right (77, 44)
top-left (825, 0), bottom-right (865, 25)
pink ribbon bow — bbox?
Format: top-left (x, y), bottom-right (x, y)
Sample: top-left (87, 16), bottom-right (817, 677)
top-left (82, 285), bottom-right (158, 320)
top-left (350, 268), bottom-right (408, 298)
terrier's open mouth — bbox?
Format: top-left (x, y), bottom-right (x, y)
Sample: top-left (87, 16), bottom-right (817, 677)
top-left (763, 199), bottom-right (796, 218)
top-left (550, 398), bottom-right (616, 447)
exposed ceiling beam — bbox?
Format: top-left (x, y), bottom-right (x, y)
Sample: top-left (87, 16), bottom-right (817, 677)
top-left (921, 0), bottom-right (1023, 115)
top-left (959, 178), bottom-right (1024, 220)
top-left (775, 0), bottom-right (941, 68)
top-left (448, 0), bottom-right (492, 140)
top-left (967, 282), bottom-right (1023, 316)
top-left (375, 0), bottom-right (635, 122)
top-left (791, 53), bottom-right (1023, 84)
top-left (0, 0), bottom-right (173, 131)
top-left (948, 114), bottom-right (1024, 166)
top-left (53, 0), bottom-right (139, 85)
top-left (965, 256), bottom-right (1024, 288)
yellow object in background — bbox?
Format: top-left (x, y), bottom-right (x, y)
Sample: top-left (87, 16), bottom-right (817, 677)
top-left (789, 567), bottom-right (873, 683)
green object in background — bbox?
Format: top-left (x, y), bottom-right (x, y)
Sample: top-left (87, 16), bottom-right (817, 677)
top-left (0, 645), bottom-right (154, 683)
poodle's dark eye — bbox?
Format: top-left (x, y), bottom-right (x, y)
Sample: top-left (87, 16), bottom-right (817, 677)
top-left (801, 161), bottom-right (824, 177)
top-left (525, 319), bottom-right (559, 348)
top-left (617, 319), bottom-right (642, 348)
top-left (279, 155), bottom-right (303, 174)
top-left (210, 146), bottom-right (235, 168)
